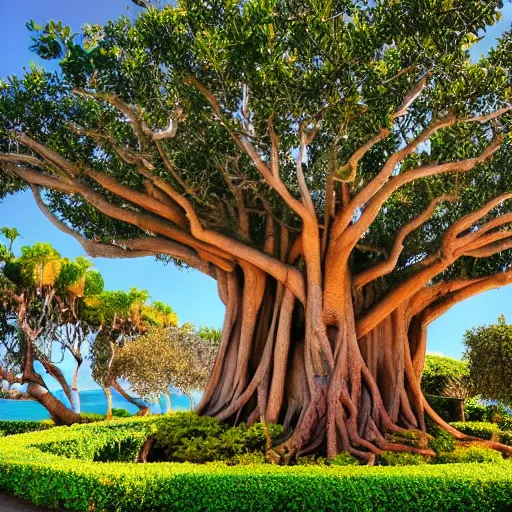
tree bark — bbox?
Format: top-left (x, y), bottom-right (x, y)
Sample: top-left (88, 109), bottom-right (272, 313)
top-left (164, 392), bottom-right (172, 414)
top-left (111, 379), bottom-right (150, 413)
top-left (104, 386), bottom-right (113, 419)
top-left (71, 361), bottom-right (81, 414)
top-left (26, 383), bottom-right (82, 425)
top-left (198, 268), bottom-right (437, 462)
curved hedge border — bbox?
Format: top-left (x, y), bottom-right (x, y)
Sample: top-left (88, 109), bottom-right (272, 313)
top-left (1, 419), bottom-right (512, 511)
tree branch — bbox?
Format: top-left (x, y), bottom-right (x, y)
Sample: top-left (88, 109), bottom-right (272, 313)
top-left (346, 135), bottom-right (504, 250)
top-left (420, 268), bottom-right (512, 326)
top-left (333, 106), bottom-right (512, 241)
top-left (354, 194), bottom-right (456, 289)
top-left (31, 185), bottom-right (215, 276)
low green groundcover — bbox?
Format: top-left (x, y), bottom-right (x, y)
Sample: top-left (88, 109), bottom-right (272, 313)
top-left (1, 417), bottom-right (512, 511)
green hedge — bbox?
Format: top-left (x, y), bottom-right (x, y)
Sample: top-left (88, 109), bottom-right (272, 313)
top-left (450, 421), bottom-right (501, 440)
top-left (433, 446), bottom-right (504, 464)
top-left (1, 419), bottom-right (512, 511)
top-left (421, 355), bottom-right (470, 396)
top-left (0, 420), bottom-right (54, 436)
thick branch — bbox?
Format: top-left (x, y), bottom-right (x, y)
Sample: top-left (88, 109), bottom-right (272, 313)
top-left (31, 185), bottom-right (214, 276)
top-left (354, 194), bottom-right (456, 289)
top-left (346, 135), bottom-right (503, 249)
top-left (333, 106), bottom-right (511, 240)
top-left (421, 268), bottom-right (512, 326)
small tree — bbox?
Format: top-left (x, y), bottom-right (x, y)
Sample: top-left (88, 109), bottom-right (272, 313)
top-left (115, 325), bottom-right (218, 411)
top-left (463, 315), bottom-right (512, 409)
top-left (421, 355), bottom-right (471, 396)
top-left (0, 228), bottom-right (103, 424)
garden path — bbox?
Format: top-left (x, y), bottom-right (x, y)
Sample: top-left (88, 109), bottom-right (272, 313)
top-left (0, 493), bottom-right (51, 511)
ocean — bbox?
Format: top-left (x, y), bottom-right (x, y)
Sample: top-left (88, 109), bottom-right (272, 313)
top-left (0, 388), bottom-right (197, 421)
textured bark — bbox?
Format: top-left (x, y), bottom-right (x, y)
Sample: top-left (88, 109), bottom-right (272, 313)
top-left (111, 379), bottom-right (150, 413)
top-left (197, 268), bottom-right (438, 462)
top-left (27, 382), bottom-right (82, 425)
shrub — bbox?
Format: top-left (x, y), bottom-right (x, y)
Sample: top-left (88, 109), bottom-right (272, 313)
top-left (32, 417), bottom-right (156, 462)
top-left (329, 452), bottom-right (360, 466)
top-left (112, 408), bottom-right (131, 418)
top-left (425, 395), bottom-right (459, 422)
top-left (152, 412), bottom-right (284, 463)
top-left (228, 452), bottom-right (267, 465)
top-left (464, 397), bottom-right (487, 421)
top-left (2, 420), bottom-right (512, 511)
top-left (385, 430), bottom-right (423, 447)
top-left (499, 431), bottom-right (512, 446)
top-left (434, 446), bottom-right (503, 464)
top-left (80, 412), bottom-right (106, 423)
top-left (421, 355), bottom-right (470, 396)
top-left (377, 451), bottom-right (429, 466)
top-left (428, 425), bottom-right (456, 454)
top-left (497, 415), bottom-right (512, 432)
top-left (0, 420), bottom-right (54, 436)
top-left (450, 421), bottom-right (500, 440)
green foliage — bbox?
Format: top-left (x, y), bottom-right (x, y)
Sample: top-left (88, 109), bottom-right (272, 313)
top-left (499, 431), bottom-right (512, 446)
top-left (424, 395), bottom-right (461, 422)
top-left (450, 421), bottom-right (500, 440)
top-left (385, 430), bottom-right (423, 448)
top-left (434, 446), bottom-right (504, 464)
top-left (377, 451), bottom-right (429, 466)
top-left (114, 326), bottom-right (217, 399)
top-left (463, 315), bottom-right (512, 408)
top-left (34, 420), bottom-right (151, 462)
top-left (228, 452), bottom-right (267, 466)
top-left (464, 397), bottom-right (487, 421)
top-left (1, 0), bottom-right (512, 299)
top-left (3, 419), bottom-right (512, 511)
top-left (480, 403), bottom-right (512, 429)
top-left (112, 408), bottom-right (131, 418)
top-left (152, 412), bottom-right (283, 463)
top-left (85, 290), bottom-right (177, 388)
top-left (80, 413), bottom-right (107, 423)
top-left (421, 355), bottom-right (471, 396)
top-left (329, 453), bottom-right (360, 467)
top-left (0, 420), bottom-right (54, 436)
top-left (427, 425), bottom-right (456, 454)
top-left (197, 326), bottom-right (222, 345)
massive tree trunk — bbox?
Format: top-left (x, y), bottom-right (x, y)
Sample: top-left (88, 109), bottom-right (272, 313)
top-left (198, 262), bottom-right (512, 463)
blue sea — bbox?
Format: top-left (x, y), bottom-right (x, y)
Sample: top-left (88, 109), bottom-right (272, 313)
top-left (0, 388), bottom-right (198, 421)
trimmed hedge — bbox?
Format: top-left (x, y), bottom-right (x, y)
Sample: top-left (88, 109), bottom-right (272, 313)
top-left (434, 446), bottom-right (504, 464)
top-left (1, 420), bottom-right (512, 511)
top-left (0, 420), bottom-right (54, 436)
top-left (450, 421), bottom-right (500, 440)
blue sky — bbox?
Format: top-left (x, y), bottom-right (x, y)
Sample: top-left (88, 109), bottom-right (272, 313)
top-left (1, 1), bottom-right (512, 390)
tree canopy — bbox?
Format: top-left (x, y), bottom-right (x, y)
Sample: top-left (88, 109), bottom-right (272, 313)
top-left (114, 325), bottom-right (218, 402)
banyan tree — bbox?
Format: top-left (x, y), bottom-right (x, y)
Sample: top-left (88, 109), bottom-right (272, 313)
top-left (2, 0), bottom-right (512, 460)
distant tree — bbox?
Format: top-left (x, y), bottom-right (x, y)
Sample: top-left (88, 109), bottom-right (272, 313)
top-left (197, 326), bottom-right (222, 345)
top-left (83, 289), bottom-right (177, 417)
top-left (463, 315), bottom-right (512, 408)
top-left (0, 228), bottom-right (103, 424)
top-left (421, 355), bottom-right (471, 396)
top-left (115, 325), bottom-right (218, 411)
